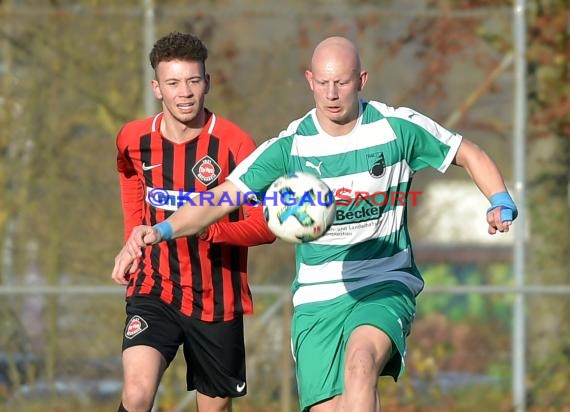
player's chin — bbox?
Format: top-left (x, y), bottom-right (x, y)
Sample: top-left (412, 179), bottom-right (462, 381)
top-left (327, 109), bottom-right (345, 120)
top-left (175, 111), bottom-right (198, 123)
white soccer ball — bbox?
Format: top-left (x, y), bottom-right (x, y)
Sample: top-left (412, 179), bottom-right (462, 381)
top-left (263, 172), bottom-right (336, 243)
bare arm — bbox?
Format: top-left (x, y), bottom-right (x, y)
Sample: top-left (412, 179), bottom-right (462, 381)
top-left (111, 180), bottom-right (241, 282)
top-left (453, 138), bottom-right (516, 235)
top-left (167, 180), bottom-right (240, 238)
top-left (453, 139), bottom-right (507, 198)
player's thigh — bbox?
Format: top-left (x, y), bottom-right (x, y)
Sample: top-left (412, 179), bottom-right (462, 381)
top-left (308, 396), bottom-right (340, 412)
top-left (346, 281), bottom-right (416, 379)
top-left (122, 345), bottom-right (166, 392)
top-left (196, 391), bottom-right (232, 412)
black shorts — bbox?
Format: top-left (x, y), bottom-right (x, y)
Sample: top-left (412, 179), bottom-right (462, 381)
top-left (122, 295), bottom-right (247, 398)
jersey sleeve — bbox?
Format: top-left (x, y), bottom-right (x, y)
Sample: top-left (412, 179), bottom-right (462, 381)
top-left (203, 129), bottom-right (277, 246)
top-left (388, 108), bottom-right (463, 173)
top-left (226, 135), bottom-right (292, 196)
top-left (116, 128), bottom-right (144, 241)
top-left (200, 203), bottom-right (276, 246)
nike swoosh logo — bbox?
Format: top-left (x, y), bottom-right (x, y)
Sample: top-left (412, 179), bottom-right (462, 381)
top-left (236, 382), bottom-right (246, 392)
top-left (142, 162), bottom-right (162, 171)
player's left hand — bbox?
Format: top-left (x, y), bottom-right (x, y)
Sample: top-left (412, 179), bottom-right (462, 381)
top-left (486, 192), bottom-right (517, 235)
top-left (486, 207), bottom-right (512, 235)
top-left (111, 245), bottom-right (138, 285)
top-left (111, 225), bottom-right (161, 285)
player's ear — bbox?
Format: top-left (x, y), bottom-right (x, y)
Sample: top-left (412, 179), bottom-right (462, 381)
top-left (151, 79), bottom-right (162, 100)
top-left (358, 70), bottom-right (368, 91)
top-left (305, 70), bottom-right (315, 91)
top-left (204, 73), bottom-right (211, 94)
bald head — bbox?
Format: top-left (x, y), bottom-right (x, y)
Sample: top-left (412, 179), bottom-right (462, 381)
top-left (305, 36), bottom-right (368, 136)
top-left (311, 36), bottom-right (361, 74)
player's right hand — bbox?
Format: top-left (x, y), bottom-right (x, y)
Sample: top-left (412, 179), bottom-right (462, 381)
top-left (124, 225), bottom-right (160, 257)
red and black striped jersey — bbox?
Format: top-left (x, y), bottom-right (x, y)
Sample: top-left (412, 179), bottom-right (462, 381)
top-left (116, 110), bottom-right (275, 321)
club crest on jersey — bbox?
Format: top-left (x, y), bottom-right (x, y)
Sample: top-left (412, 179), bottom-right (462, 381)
top-left (192, 155), bottom-right (222, 186)
top-left (367, 152), bottom-right (386, 178)
top-left (125, 315), bottom-right (148, 339)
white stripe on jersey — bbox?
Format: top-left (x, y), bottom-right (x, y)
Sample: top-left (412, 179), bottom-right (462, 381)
top-left (297, 248), bottom-right (412, 284)
top-left (290, 116), bottom-right (397, 157)
top-left (292, 272), bottom-right (424, 306)
top-left (312, 206), bottom-right (405, 246)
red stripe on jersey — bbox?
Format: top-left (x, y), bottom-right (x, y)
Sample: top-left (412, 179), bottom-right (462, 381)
top-left (199, 238), bottom-right (215, 320)
top-left (221, 245), bottom-right (235, 320)
top-left (172, 142), bottom-right (195, 317)
top-left (175, 236), bottom-right (191, 314)
top-left (238, 248), bottom-right (253, 316)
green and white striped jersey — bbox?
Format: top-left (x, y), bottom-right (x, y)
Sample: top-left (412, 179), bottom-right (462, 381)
top-left (227, 100), bottom-right (462, 307)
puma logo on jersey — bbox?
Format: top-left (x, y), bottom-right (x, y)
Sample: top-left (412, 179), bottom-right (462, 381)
top-left (305, 160), bottom-right (323, 176)
top-left (142, 162), bottom-right (162, 171)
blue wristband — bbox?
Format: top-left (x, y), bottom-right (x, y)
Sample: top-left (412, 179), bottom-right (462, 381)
top-left (487, 192), bottom-right (518, 222)
top-left (153, 221), bottom-right (173, 241)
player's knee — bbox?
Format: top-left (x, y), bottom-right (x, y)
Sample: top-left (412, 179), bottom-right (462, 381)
top-left (119, 400), bottom-right (153, 412)
top-left (117, 403), bottom-right (152, 412)
top-left (121, 384), bottom-right (155, 412)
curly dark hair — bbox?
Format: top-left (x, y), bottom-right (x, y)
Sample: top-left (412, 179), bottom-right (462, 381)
top-left (149, 31), bottom-right (208, 73)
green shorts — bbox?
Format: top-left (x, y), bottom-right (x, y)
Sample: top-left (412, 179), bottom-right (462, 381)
top-left (291, 281), bottom-right (416, 411)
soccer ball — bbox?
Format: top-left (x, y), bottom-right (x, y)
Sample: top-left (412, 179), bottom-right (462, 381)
top-left (263, 172), bottom-right (336, 243)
